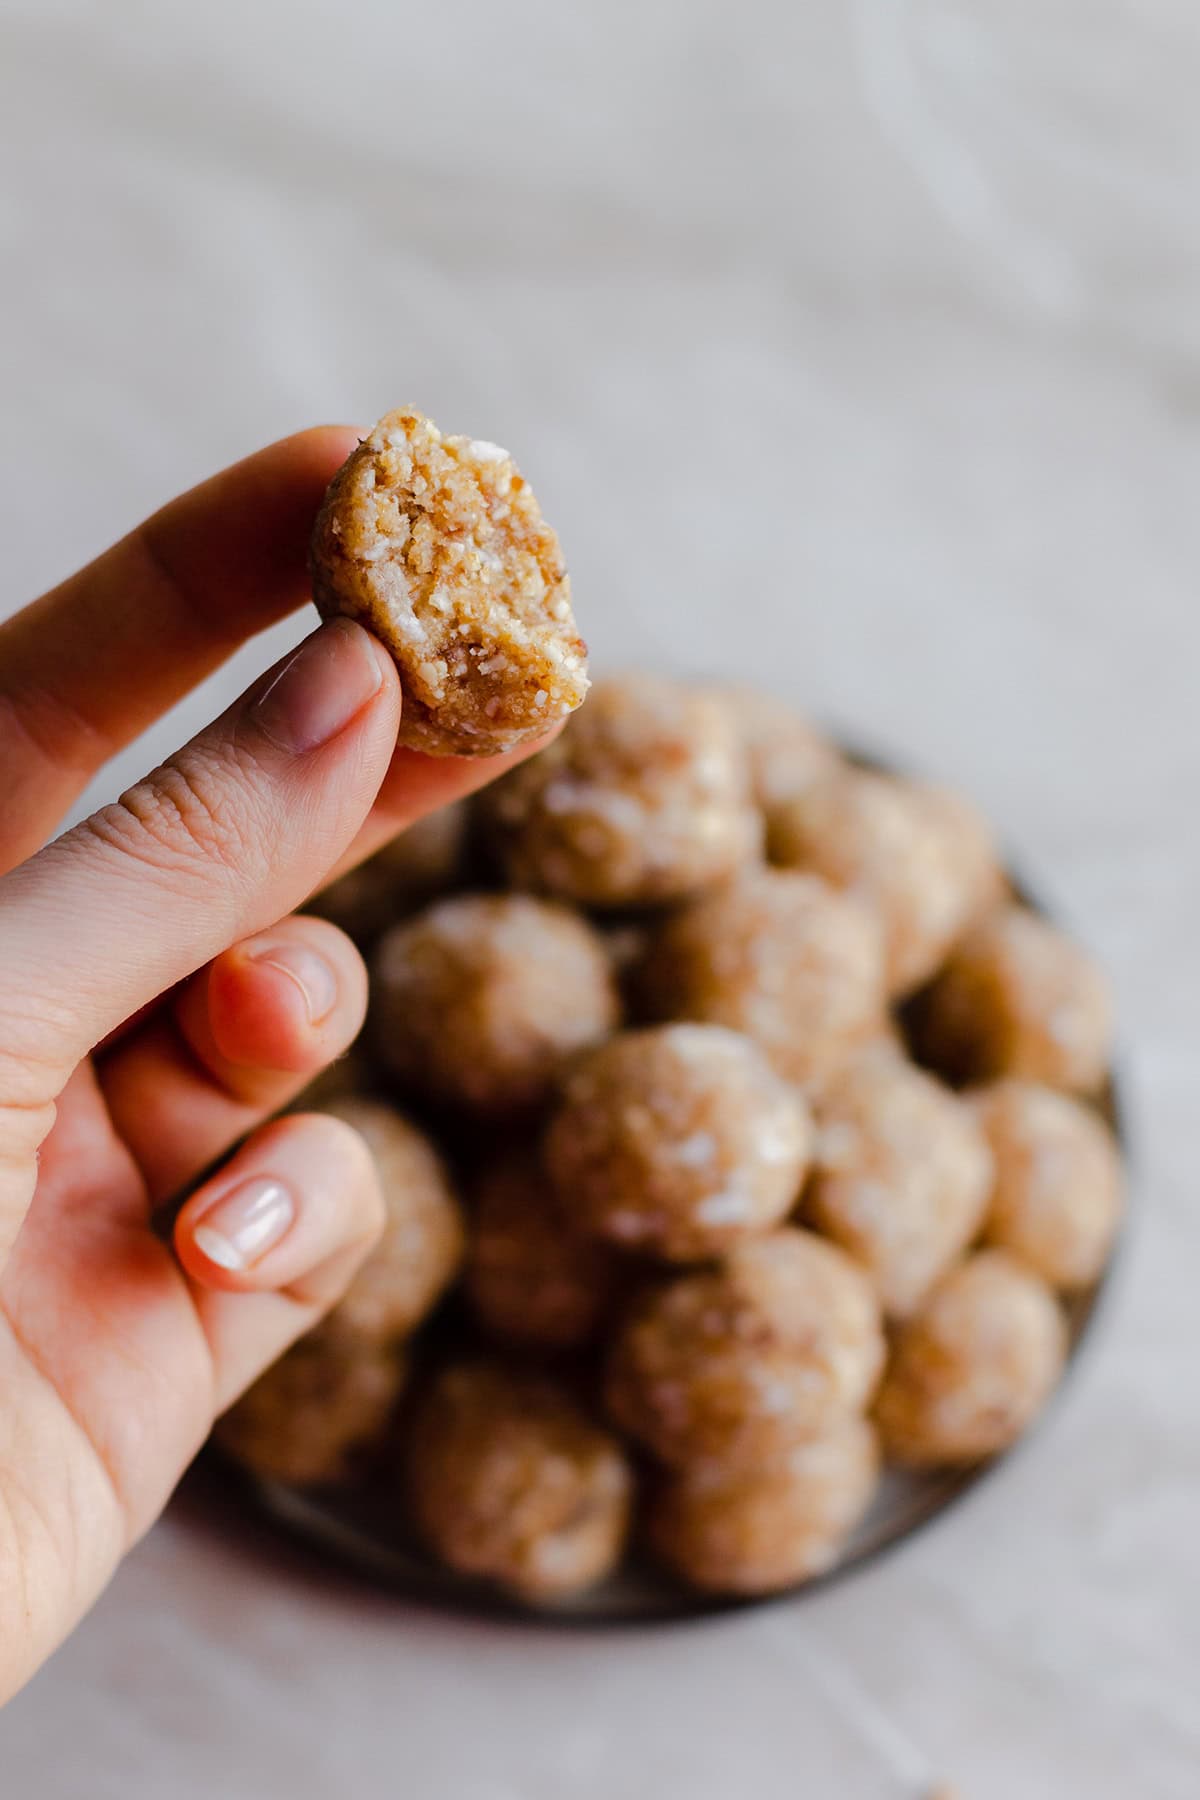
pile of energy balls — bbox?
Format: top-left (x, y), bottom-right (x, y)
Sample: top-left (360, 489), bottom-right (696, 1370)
top-left (215, 674), bottom-right (1123, 1604)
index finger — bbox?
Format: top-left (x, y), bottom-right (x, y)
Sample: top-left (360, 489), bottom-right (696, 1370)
top-left (0, 424), bottom-right (361, 869)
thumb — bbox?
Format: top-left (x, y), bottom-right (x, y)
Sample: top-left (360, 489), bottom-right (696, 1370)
top-left (0, 618), bottom-right (400, 1263)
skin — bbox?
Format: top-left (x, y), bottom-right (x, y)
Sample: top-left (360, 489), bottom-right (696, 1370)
top-left (0, 427), bottom-right (558, 1704)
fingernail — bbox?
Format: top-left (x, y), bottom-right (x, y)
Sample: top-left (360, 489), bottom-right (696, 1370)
top-left (251, 618), bottom-right (385, 755)
top-left (190, 1177), bottom-right (295, 1271)
top-left (246, 940), bottom-right (338, 1024)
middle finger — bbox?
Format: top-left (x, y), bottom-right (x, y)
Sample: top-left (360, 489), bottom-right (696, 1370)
top-left (97, 914), bottom-right (368, 1205)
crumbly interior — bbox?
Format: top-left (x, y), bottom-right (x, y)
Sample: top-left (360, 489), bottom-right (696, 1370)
top-left (311, 408), bottom-right (588, 755)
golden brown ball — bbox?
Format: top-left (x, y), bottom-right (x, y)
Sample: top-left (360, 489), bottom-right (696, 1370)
top-left (969, 1079), bottom-right (1123, 1290)
top-left (479, 674), bottom-right (761, 908)
top-left (875, 1250), bottom-right (1067, 1466)
top-left (646, 1418), bottom-right (880, 1596)
top-left (371, 893), bottom-right (618, 1115)
top-left (544, 1023), bottom-right (813, 1262)
top-left (405, 1363), bottom-right (632, 1602)
top-left (606, 1230), bottom-right (885, 1470)
top-left (637, 869), bottom-right (886, 1094)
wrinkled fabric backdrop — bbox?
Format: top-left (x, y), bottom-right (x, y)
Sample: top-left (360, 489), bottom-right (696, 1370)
top-left (1, 2), bottom-right (1197, 1795)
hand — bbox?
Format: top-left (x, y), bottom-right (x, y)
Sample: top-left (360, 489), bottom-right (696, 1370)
top-left (0, 428), bottom-right (551, 1703)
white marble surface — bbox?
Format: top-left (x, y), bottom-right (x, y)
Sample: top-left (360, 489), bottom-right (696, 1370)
top-left (1, 2), bottom-right (1198, 1793)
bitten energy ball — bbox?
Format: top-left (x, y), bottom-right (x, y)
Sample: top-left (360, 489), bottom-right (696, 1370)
top-left (646, 1418), bottom-right (880, 1596)
top-left (309, 804), bottom-right (467, 945)
top-left (544, 1023), bottom-right (813, 1262)
top-left (969, 1080), bottom-right (1123, 1290)
top-left (806, 1051), bottom-right (994, 1320)
top-left (875, 1250), bottom-right (1067, 1467)
top-left (638, 869), bottom-right (886, 1093)
top-left (912, 904), bottom-right (1113, 1094)
top-left (215, 1324), bottom-right (406, 1486)
top-left (768, 769), bottom-right (1002, 995)
top-left (466, 1147), bottom-right (619, 1350)
top-left (317, 1095), bottom-right (465, 1341)
top-left (311, 408), bottom-right (587, 755)
top-left (372, 894), bottom-right (618, 1114)
top-left (405, 1363), bottom-right (632, 1601)
top-left (606, 1230), bottom-right (885, 1470)
top-left (703, 685), bottom-right (842, 812)
top-left (480, 675), bottom-right (761, 907)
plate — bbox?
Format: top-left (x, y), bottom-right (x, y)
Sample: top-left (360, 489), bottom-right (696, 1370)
top-left (201, 771), bottom-right (1129, 1623)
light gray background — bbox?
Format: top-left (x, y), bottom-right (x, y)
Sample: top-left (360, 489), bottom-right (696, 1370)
top-left (1, 1), bottom-right (1197, 1794)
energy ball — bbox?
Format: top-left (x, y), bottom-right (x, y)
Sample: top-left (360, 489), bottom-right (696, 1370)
top-left (768, 769), bottom-right (1002, 995)
top-left (645, 1418), bottom-right (880, 1596)
top-left (405, 1363), bottom-right (632, 1602)
top-left (637, 869), bottom-right (886, 1094)
top-left (215, 1323), bottom-right (406, 1486)
top-left (702, 684), bottom-right (842, 812)
top-left (969, 1080), bottom-right (1123, 1290)
top-left (480, 674), bottom-right (761, 908)
top-left (606, 1230), bottom-right (885, 1470)
top-left (806, 1052), bottom-right (994, 1320)
top-left (875, 1250), bottom-right (1067, 1467)
top-left (911, 904), bottom-right (1113, 1094)
top-left (466, 1147), bottom-right (619, 1350)
top-left (544, 1023), bottom-right (813, 1263)
top-left (309, 804), bottom-right (468, 945)
top-left (310, 408), bottom-right (587, 756)
top-left (317, 1095), bottom-right (465, 1341)
top-left (371, 893), bottom-right (618, 1115)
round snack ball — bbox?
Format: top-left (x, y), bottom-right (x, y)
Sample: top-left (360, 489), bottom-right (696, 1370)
top-left (371, 894), bottom-right (619, 1115)
top-left (911, 904), bottom-right (1113, 1094)
top-left (310, 408), bottom-right (587, 756)
top-left (701, 684), bottom-right (842, 812)
top-left (544, 1023), bottom-right (813, 1262)
top-left (646, 1418), bottom-right (880, 1596)
top-left (215, 1323), bottom-right (406, 1486)
top-left (767, 769), bottom-right (1002, 995)
top-left (969, 1080), bottom-right (1123, 1290)
top-left (480, 674), bottom-right (761, 908)
top-left (638, 869), bottom-right (886, 1094)
top-left (875, 1250), bottom-right (1067, 1466)
top-left (605, 1229), bottom-right (886, 1470)
top-left (405, 1363), bottom-right (632, 1602)
top-left (317, 1095), bottom-right (465, 1341)
top-left (308, 804), bottom-right (468, 945)
top-left (466, 1147), bottom-right (619, 1349)
top-left (806, 1051), bottom-right (994, 1320)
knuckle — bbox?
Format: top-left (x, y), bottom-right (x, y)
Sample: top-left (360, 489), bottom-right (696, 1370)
top-left (82, 747), bottom-right (270, 889)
